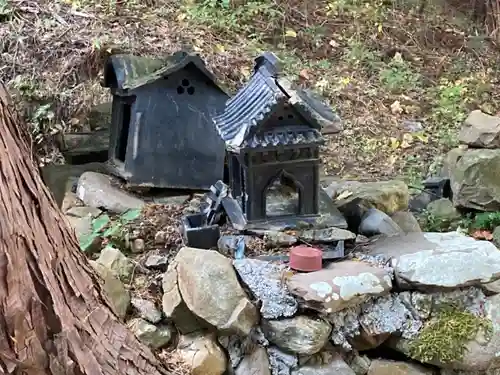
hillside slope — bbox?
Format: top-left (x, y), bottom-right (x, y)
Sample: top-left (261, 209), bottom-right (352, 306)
top-left (1, 0), bottom-right (499, 184)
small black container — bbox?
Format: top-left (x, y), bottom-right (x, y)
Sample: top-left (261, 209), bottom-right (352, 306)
top-left (181, 213), bottom-right (220, 250)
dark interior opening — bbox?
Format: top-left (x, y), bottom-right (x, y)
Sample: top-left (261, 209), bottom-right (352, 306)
top-left (116, 99), bottom-right (132, 162)
top-left (265, 171), bottom-right (300, 217)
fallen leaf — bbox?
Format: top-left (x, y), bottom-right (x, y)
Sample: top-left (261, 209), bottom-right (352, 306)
top-left (401, 133), bottom-right (413, 148)
top-left (390, 137), bottom-right (400, 149)
top-left (328, 39), bottom-right (339, 47)
top-left (414, 132), bottom-right (429, 143)
top-left (285, 29), bottom-right (297, 38)
top-left (393, 52), bottom-right (404, 62)
top-left (471, 230), bottom-right (493, 241)
top-left (390, 100), bottom-right (403, 114)
top-left (299, 69), bottom-right (310, 80)
top-left (240, 66), bottom-right (251, 78)
top-left (214, 44), bottom-right (225, 53)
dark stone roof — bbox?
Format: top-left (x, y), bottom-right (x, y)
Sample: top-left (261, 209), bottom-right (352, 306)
top-left (103, 50), bottom-right (227, 93)
top-left (244, 128), bottom-right (324, 148)
top-left (213, 52), bottom-right (341, 151)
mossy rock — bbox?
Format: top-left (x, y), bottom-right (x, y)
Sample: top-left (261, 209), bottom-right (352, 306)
top-left (408, 307), bottom-right (492, 364)
top-left (390, 303), bottom-right (498, 371)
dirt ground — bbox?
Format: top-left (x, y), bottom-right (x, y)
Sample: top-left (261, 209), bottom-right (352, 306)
top-left (1, 0), bottom-right (500, 185)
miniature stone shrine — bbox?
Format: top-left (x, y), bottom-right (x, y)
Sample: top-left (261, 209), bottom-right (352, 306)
top-left (103, 50), bottom-right (230, 190)
top-left (213, 52), bottom-right (343, 223)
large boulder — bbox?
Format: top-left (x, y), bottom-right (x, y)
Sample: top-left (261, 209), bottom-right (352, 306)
top-left (459, 110), bottom-right (500, 148)
top-left (450, 149), bottom-right (500, 211)
top-left (367, 232), bottom-right (500, 290)
top-left (286, 260), bottom-right (392, 313)
top-left (325, 180), bottom-right (410, 215)
top-left (163, 247), bottom-right (258, 336)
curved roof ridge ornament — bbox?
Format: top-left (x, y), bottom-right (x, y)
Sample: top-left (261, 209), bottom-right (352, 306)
top-left (254, 51), bottom-right (281, 77)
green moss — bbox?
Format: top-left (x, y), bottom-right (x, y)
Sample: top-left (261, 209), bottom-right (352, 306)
top-left (408, 307), bottom-right (493, 364)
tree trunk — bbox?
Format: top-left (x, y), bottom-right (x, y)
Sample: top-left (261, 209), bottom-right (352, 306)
top-left (0, 83), bottom-right (178, 374)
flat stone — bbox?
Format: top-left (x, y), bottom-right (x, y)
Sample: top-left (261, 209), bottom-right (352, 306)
top-left (367, 359), bottom-right (434, 375)
top-left (77, 171), bottom-right (145, 214)
top-left (127, 318), bottom-right (173, 349)
top-left (300, 227), bottom-right (356, 243)
top-left (261, 316), bottom-right (332, 355)
top-left (96, 246), bottom-right (135, 284)
top-left (164, 247), bottom-right (258, 336)
top-left (286, 260), bottom-right (392, 313)
top-left (367, 232), bottom-right (500, 290)
top-left (459, 110), bottom-right (500, 148)
top-left (233, 259), bottom-right (298, 319)
top-left (177, 333), bottom-right (227, 375)
top-left (89, 260), bottom-right (130, 319)
top-left (131, 298), bottom-right (162, 324)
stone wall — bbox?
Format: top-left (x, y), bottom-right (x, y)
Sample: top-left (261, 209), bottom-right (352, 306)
top-left (150, 230), bottom-right (500, 375)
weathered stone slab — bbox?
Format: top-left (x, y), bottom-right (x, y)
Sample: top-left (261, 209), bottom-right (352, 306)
top-left (286, 260), bottom-right (392, 313)
top-left (367, 232), bottom-right (500, 290)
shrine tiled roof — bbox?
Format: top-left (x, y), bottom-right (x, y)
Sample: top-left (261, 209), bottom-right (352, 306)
top-left (213, 52), bottom-right (341, 151)
top-left (243, 128), bottom-right (324, 148)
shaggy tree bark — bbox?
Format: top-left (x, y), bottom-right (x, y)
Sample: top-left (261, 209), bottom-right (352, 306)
top-left (0, 83), bottom-right (177, 374)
